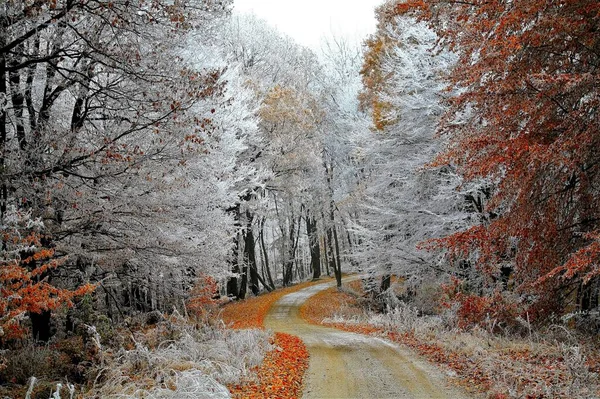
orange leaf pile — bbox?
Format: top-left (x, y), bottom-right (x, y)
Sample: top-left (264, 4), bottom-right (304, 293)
top-left (228, 332), bottom-right (309, 399)
top-left (220, 278), bottom-right (332, 398)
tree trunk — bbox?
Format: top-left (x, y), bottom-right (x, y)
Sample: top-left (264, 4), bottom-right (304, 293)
top-left (259, 217), bottom-right (275, 289)
top-left (0, 17), bottom-right (7, 224)
top-left (326, 226), bottom-right (337, 283)
top-left (30, 311), bottom-right (52, 342)
top-left (244, 210), bottom-right (260, 296)
top-left (283, 213), bottom-right (301, 286)
top-left (306, 210), bottom-right (321, 280)
top-left (226, 205), bottom-right (241, 298)
top-left (332, 224), bottom-right (342, 288)
top-left (380, 274), bottom-right (391, 292)
top-left (323, 158), bottom-right (342, 287)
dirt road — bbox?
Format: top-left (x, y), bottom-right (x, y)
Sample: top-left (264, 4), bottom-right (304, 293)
top-left (264, 279), bottom-right (472, 399)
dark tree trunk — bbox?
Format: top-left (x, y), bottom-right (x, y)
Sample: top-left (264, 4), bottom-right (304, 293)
top-left (259, 217), bottom-right (275, 290)
top-left (244, 210), bottom-right (260, 296)
top-left (226, 204), bottom-right (241, 298)
top-left (30, 311), bottom-right (52, 342)
top-left (283, 214), bottom-right (300, 286)
top-left (306, 210), bottom-right (321, 280)
top-left (8, 44), bottom-right (26, 151)
top-left (0, 18), bottom-right (7, 223)
top-left (322, 230), bottom-right (330, 276)
top-left (380, 274), bottom-right (391, 292)
top-left (239, 258), bottom-right (248, 299)
top-left (326, 227), bottom-right (337, 282)
top-left (332, 224), bottom-right (342, 288)
top-left (324, 159), bottom-right (341, 287)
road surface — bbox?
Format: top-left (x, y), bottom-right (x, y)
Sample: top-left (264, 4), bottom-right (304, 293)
top-left (264, 279), bottom-right (472, 399)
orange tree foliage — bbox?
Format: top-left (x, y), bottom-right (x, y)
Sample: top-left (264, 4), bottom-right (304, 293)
top-left (396, 0), bottom-right (600, 320)
top-left (1, 224), bottom-right (94, 340)
top-left (359, 32), bottom-right (396, 131)
top-left (186, 275), bottom-right (219, 321)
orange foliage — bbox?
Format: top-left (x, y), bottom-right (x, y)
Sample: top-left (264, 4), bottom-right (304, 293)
top-left (394, 0), bottom-right (600, 319)
top-left (359, 34), bottom-right (396, 131)
top-left (1, 230), bottom-right (95, 340)
top-left (186, 275), bottom-right (218, 321)
top-left (228, 332), bottom-right (309, 399)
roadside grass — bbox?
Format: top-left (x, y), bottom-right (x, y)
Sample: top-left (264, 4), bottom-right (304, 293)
top-left (300, 280), bottom-right (600, 399)
top-left (220, 277), bottom-right (333, 398)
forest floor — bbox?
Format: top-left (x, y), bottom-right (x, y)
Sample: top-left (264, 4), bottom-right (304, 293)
top-left (264, 277), bottom-right (472, 399)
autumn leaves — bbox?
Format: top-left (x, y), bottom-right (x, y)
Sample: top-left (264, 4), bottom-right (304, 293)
top-left (221, 281), bottom-right (319, 398)
top-left (365, 0), bottom-right (600, 327)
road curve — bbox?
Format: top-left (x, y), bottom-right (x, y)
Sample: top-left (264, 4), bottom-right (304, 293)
top-left (264, 279), bottom-right (472, 399)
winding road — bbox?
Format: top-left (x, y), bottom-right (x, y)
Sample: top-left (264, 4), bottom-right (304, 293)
top-left (264, 279), bottom-right (472, 399)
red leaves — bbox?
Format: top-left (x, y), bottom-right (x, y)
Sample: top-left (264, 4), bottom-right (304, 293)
top-left (228, 333), bottom-right (309, 399)
top-left (0, 231), bottom-right (96, 340)
top-left (186, 275), bottom-right (219, 320)
top-left (219, 281), bottom-right (325, 398)
top-left (391, 0), bottom-right (600, 320)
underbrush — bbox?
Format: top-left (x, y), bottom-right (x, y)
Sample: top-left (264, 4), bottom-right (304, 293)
top-left (0, 278), bottom-right (325, 399)
top-left (0, 314), bottom-right (273, 399)
top-left (301, 280), bottom-right (600, 399)
top-left (86, 317), bottom-right (272, 398)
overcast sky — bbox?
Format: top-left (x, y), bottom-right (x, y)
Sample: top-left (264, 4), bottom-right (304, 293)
top-left (232, 0), bottom-right (384, 51)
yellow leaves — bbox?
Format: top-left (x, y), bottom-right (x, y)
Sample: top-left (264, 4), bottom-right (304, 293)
top-left (260, 86), bottom-right (322, 132)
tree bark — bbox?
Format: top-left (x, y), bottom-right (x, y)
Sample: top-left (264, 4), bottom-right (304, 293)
top-left (306, 209), bottom-right (321, 280)
top-left (0, 22), bottom-right (7, 224)
top-left (226, 204), bottom-right (241, 298)
top-left (259, 217), bottom-right (275, 289)
top-left (244, 210), bottom-right (260, 296)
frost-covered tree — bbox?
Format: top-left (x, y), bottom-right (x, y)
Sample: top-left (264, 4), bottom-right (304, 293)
top-left (356, 2), bottom-right (468, 297)
top-left (0, 0), bottom-right (263, 338)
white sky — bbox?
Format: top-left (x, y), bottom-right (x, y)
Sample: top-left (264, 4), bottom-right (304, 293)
top-left (232, 0), bottom-right (384, 51)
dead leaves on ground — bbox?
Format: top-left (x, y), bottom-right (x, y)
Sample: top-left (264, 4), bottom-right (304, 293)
top-left (220, 279), bottom-right (332, 329)
top-left (221, 279), bottom-right (331, 398)
top-left (228, 332), bottom-right (309, 399)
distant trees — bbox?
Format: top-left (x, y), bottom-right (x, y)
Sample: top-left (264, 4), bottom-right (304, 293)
top-left (217, 14), bottom-right (363, 294)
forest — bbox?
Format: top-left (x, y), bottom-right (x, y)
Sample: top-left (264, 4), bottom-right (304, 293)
top-left (0, 0), bottom-right (599, 398)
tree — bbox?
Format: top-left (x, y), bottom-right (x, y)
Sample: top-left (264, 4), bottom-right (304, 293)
top-left (0, 207), bottom-right (94, 341)
top-left (354, 2), bottom-right (470, 301)
top-left (399, 0), bottom-right (600, 322)
top-left (0, 0), bottom-right (247, 337)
